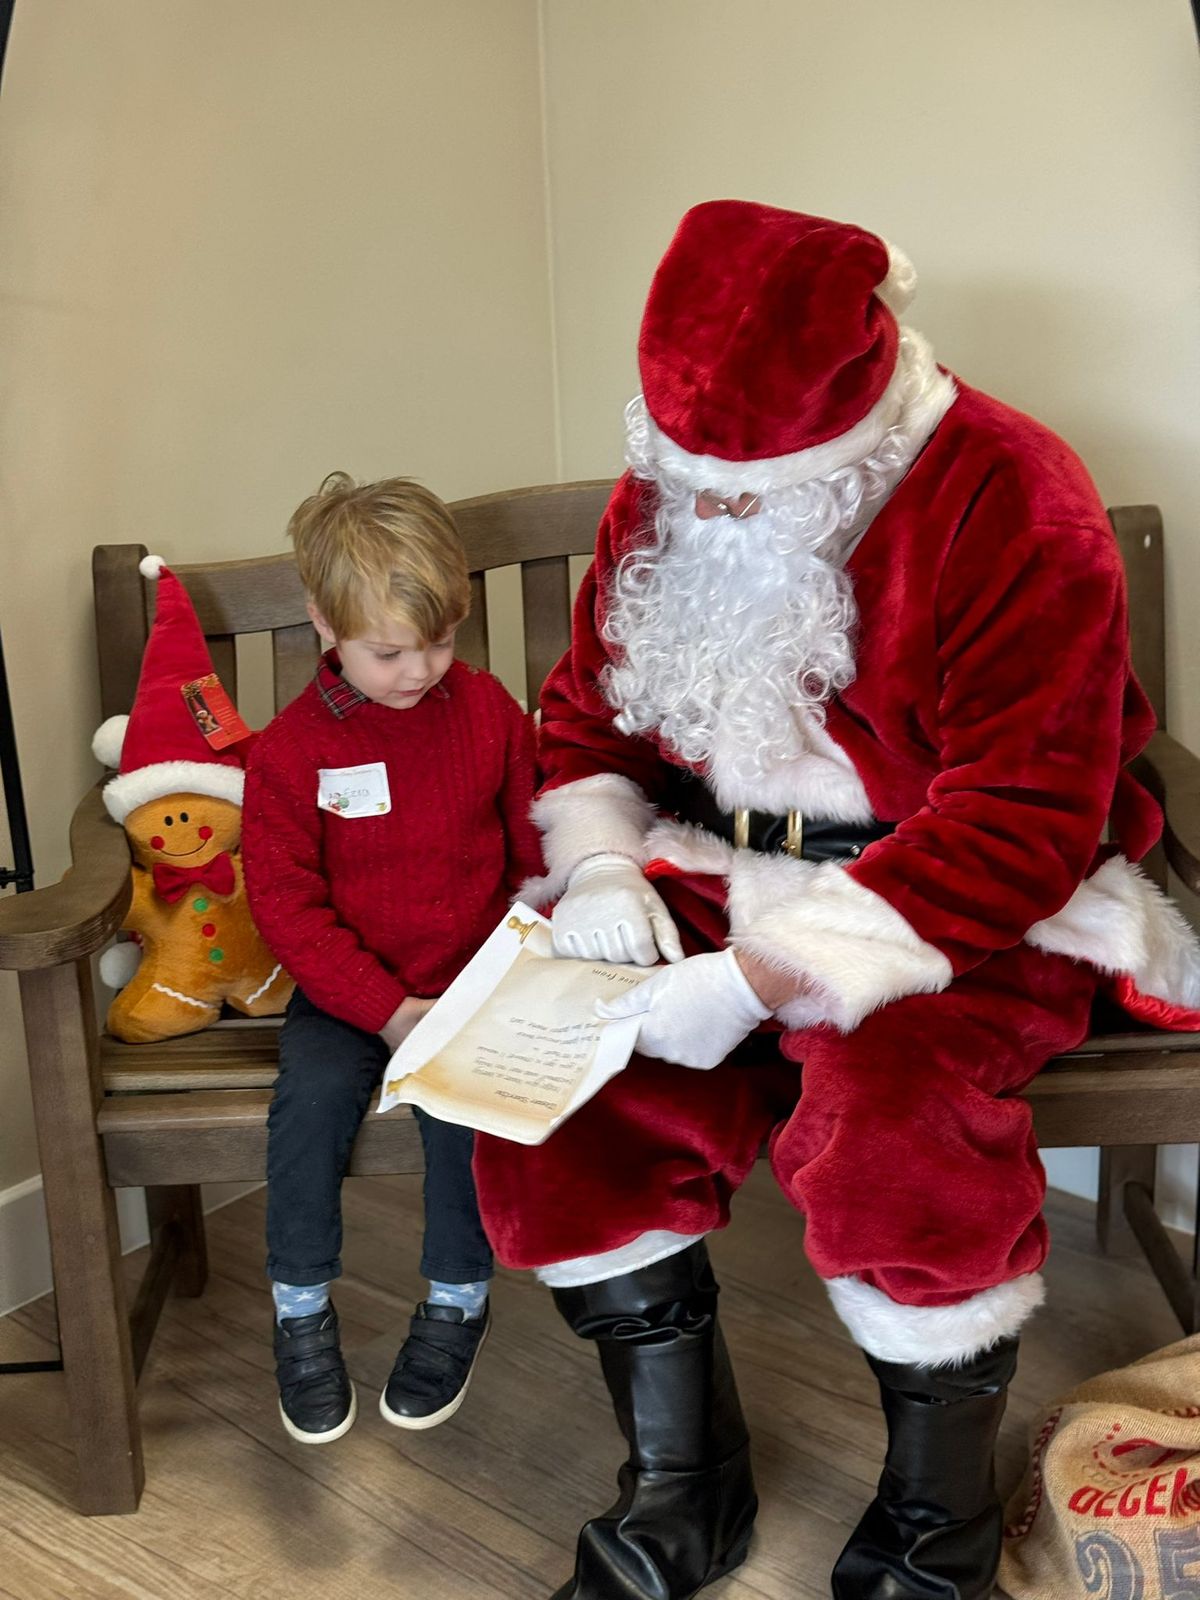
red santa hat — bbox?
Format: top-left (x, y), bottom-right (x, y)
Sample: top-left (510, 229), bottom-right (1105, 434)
top-left (92, 556), bottom-right (249, 825)
top-left (635, 200), bottom-right (918, 494)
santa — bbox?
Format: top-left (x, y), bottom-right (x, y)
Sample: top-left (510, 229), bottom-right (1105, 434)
top-left (473, 200), bottom-right (1200, 1600)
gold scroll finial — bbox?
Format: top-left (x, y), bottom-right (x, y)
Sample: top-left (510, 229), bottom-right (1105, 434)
top-left (506, 913), bottom-right (538, 945)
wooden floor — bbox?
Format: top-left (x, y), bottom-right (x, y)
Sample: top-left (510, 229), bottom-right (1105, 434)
top-left (0, 1164), bottom-right (1181, 1600)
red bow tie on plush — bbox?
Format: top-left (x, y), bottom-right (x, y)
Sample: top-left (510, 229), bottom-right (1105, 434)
top-left (152, 852), bottom-right (236, 903)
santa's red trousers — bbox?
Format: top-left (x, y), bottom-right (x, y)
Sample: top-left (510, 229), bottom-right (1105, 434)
top-left (472, 870), bottom-right (1099, 1309)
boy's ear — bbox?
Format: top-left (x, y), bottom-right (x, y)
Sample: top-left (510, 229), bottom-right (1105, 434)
top-left (307, 601), bottom-right (336, 647)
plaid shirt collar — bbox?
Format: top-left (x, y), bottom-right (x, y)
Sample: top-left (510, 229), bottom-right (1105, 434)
top-left (315, 650), bottom-right (452, 719)
top-left (315, 651), bottom-right (370, 719)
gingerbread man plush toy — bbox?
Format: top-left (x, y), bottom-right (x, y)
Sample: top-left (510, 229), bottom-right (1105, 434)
top-left (93, 556), bottom-right (293, 1043)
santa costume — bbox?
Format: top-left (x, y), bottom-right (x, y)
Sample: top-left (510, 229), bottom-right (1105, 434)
top-left (472, 202), bottom-right (1200, 1600)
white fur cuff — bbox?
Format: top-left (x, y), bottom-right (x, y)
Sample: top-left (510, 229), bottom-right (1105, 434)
top-left (728, 852), bottom-right (952, 1033)
top-left (536, 1231), bottom-right (705, 1288)
top-left (1028, 854), bottom-right (1200, 1011)
top-left (518, 773), bottom-right (656, 905)
top-left (827, 1272), bottom-right (1045, 1366)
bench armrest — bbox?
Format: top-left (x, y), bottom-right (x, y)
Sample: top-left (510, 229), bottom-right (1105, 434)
top-left (0, 783), bottom-right (132, 971)
top-left (1136, 730), bottom-right (1200, 897)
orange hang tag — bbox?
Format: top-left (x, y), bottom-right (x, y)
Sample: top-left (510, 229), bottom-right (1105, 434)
top-left (180, 674), bottom-right (252, 751)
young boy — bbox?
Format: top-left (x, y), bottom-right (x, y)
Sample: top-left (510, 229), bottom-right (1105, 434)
top-left (242, 473), bottom-right (542, 1444)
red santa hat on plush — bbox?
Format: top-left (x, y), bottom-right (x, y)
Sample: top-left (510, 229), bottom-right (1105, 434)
top-left (633, 200), bottom-right (919, 495)
top-left (92, 556), bottom-right (249, 824)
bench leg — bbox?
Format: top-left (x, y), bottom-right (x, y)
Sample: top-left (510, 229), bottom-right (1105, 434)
top-left (20, 960), bottom-right (144, 1514)
top-left (1097, 1145), bottom-right (1157, 1257)
top-left (145, 1185), bottom-right (208, 1297)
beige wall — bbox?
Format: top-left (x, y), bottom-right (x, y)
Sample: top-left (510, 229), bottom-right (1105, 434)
top-left (2, 2), bottom-right (1198, 1201)
top-left (0, 0), bottom-right (557, 1189)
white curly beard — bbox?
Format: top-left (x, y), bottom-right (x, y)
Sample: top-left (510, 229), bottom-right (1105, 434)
top-left (600, 482), bottom-right (865, 815)
top-left (602, 329), bottom-right (955, 817)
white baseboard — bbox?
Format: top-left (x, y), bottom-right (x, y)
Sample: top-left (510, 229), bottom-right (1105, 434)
top-left (0, 1177), bottom-right (262, 1319)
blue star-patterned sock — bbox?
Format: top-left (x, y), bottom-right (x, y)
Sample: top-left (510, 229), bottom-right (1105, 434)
top-left (272, 1279), bottom-right (331, 1324)
top-left (427, 1279), bottom-right (489, 1320)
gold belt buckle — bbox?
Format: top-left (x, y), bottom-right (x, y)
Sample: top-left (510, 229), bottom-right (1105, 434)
top-left (785, 810), bottom-right (804, 859)
top-left (732, 808), bottom-right (804, 856)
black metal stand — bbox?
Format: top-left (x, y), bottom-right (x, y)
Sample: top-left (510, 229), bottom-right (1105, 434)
top-left (0, 631), bottom-right (34, 893)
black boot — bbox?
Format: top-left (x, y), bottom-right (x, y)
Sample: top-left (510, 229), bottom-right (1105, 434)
top-left (832, 1336), bottom-right (1019, 1600)
top-left (550, 1240), bottom-right (757, 1600)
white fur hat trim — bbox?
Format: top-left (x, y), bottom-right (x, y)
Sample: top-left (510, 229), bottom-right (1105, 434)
top-left (102, 759), bottom-right (244, 825)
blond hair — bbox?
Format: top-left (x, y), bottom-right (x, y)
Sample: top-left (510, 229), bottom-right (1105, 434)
top-left (288, 472), bottom-right (470, 644)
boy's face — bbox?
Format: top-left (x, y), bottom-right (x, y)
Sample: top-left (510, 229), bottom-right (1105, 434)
top-left (309, 606), bottom-right (458, 709)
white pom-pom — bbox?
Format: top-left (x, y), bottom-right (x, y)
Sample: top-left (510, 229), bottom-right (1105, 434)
top-left (139, 555), bottom-right (166, 579)
top-left (92, 714), bottom-right (129, 769)
top-left (100, 941), bottom-right (142, 991)
top-left (877, 241), bottom-right (917, 317)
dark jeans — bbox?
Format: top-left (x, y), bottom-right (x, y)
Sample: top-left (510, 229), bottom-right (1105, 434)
top-left (265, 989), bottom-right (494, 1288)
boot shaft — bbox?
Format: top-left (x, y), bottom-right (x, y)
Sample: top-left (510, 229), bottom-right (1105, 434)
top-left (549, 1241), bottom-right (758, 1600)
top-left (868, 1338), bottom-right (1016, 1520)
top-left (833, 1337), bottom-right (1019, 1599)
top-left (597, 1317), bottom-right (747, 1471)
top-left (554, 1242), bottom-right (748, 1475)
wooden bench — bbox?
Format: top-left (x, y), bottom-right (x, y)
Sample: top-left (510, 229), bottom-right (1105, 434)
top-left (2, 487), bottom-right (1199, 1516)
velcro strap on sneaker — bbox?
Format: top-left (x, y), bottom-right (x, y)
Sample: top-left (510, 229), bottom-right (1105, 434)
top-left (276, 1324), bottom-right (344, 1385)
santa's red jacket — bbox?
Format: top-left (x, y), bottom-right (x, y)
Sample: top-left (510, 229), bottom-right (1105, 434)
top-left (525, 380), bottom-right (1200, 1033)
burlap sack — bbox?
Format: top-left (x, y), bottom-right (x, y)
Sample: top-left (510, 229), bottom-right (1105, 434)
top-left (999, 1333), bottom-right (1200, 1599)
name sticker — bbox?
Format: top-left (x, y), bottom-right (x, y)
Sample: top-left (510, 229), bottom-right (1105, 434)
top-left (317, 762), bottom-right (392, 818)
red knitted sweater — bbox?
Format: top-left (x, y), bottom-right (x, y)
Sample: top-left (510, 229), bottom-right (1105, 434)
top-left (242, 657), bottom-right (543, 1033)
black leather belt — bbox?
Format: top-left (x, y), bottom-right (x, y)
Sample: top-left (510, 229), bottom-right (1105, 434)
top-left (664, 767), bottom-right (895, 863)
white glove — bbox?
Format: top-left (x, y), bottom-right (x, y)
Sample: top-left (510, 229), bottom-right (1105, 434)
top-left (553, 852), bottom-right (685, 966)
top-left (596, 948), bottom-right (771, 1069)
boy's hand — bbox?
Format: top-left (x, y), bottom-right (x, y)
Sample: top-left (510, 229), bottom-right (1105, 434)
top-left (379, 996), bottom-right (435, 1053)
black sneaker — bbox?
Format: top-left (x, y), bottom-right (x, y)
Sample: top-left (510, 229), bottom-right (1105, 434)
top-left (379, 1301), bottom-right (490, 1430)
top-left (273, 1303), bottom-right (357, 1444)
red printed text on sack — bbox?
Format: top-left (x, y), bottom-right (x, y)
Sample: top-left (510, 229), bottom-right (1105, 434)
top-left (1068, 1466), bottom-right (1195, 1519)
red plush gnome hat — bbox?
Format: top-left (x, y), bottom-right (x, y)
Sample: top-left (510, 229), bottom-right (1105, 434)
top-left (92, 556), bottom-right (250, 825)
top-left (635, 200), bottom-right (918, 494)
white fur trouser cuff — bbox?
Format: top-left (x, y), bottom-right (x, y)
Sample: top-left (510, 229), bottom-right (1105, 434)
top-left (826, 1271), bottom-right (1046, 1367)
top-left (536, 1230), bottom-right (705, 1288)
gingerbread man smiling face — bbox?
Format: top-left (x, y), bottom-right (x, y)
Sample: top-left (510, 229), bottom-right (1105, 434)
top-left (125, 792), bottom-right (242, 872)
